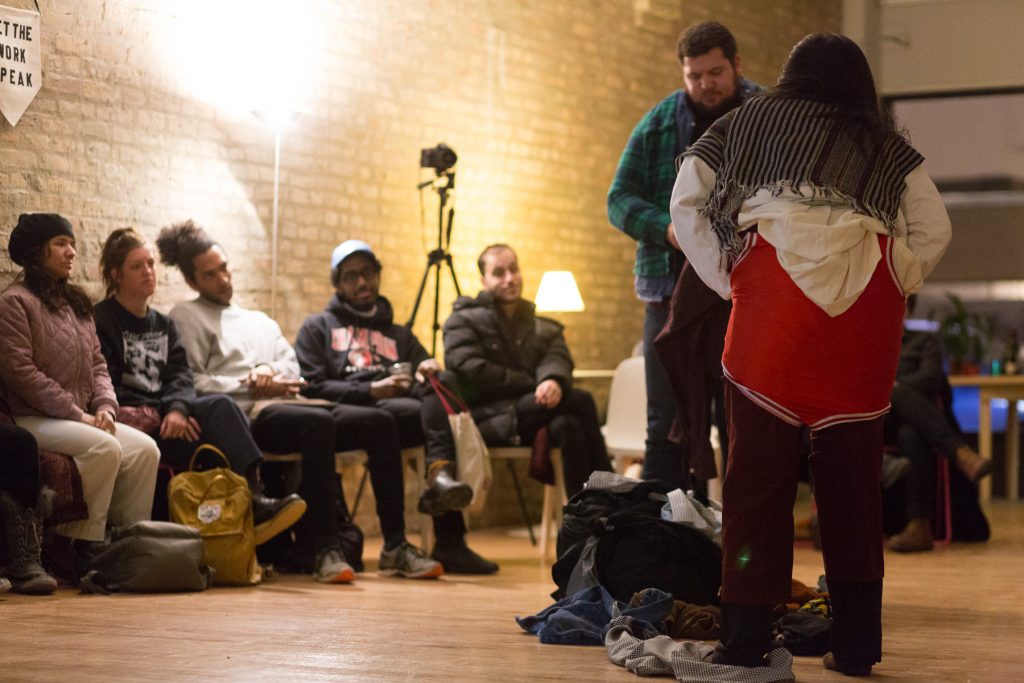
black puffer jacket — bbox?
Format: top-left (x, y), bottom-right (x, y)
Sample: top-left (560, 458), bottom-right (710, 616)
top-left (442, 291), bottom-right (573, 444)
top-left (296, 294), bottom-right (431, 405)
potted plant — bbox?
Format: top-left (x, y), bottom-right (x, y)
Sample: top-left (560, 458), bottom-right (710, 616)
top-left (932, 293), bottom-right (994, 374)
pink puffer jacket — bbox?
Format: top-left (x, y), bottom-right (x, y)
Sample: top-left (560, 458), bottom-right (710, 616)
top-left (0, 284), bottom-right (118, 422)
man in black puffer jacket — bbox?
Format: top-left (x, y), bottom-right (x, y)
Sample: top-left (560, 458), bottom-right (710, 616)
top-left (296, 240), bottom-right (497, 574)
top-left (442, 244), bottom-right (612, 497)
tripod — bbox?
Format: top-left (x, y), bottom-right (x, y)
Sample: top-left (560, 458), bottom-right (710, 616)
top-left (407, 170), bottom-right (461, 356)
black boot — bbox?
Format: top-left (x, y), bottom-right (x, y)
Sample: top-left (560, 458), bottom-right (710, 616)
top-left (710, 603), bottom-right (774, 667)
top-left (247, 466), bottom-right (307, 546)
top-left (418, 460), bottom-right (473, 516)
top-left (430, 511), bottom-right (498, 574)
top-left (0, 490), bottom-right (58, 595)
top-left (825, 579), bottom-right (882, 676)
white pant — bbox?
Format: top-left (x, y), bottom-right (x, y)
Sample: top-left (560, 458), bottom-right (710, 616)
top-left (14, 416), bottom-right (160, 541)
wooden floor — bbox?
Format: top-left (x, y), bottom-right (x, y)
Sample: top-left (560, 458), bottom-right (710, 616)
top-left (2, 502), bottom-right (1023, 682)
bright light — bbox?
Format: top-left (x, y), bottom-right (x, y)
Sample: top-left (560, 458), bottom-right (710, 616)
top-left (145, 0), bottom-right (323, 117)
top-left (535, 271), bottom-right (585, 313)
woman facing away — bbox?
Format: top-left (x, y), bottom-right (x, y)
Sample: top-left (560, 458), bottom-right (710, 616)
top-left (671, 34), bottom-right (951, 676)
top-left (0, 214), bottom-right (161, 559)
top-left (93, 227), bottom-right (305, 545)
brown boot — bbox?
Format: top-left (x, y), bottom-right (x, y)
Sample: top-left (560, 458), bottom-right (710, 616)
top-left (955, 446), bottom-right (992, 483)
top-left (887, 518), bottom-right (933, 553)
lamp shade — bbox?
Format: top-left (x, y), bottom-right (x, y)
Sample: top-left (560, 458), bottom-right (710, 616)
top-left (535, 271), bottom-right (585, 312)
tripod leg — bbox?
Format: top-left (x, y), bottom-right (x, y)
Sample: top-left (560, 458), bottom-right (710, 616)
top-left (430, 259), bottom-right (442, 357)
top-left (406, 255), bottom-right (436, 328)
top-left (444, 255), bottom-right (461, 297)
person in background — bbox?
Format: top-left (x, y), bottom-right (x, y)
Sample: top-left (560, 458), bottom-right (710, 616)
top-left (158, 221), bottom-right (441, 582)
top-left (295, 240), bottom-right (497, 574)
top-left (885, 295), bottom-right (991, 553)
top-left (94, 227), bottom-right (305, 546)
top-left (671, 34), bottom-right (951, 675)
top-left (0, 214), bottom-right (159, 562)
top-left (608, 21), bottom-right (759, 493)
top-left (443, 244), bottom-right (612, 499)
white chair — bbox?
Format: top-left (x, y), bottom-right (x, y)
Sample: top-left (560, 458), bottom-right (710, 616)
top-left (601, 356), bottom-right (648, 474)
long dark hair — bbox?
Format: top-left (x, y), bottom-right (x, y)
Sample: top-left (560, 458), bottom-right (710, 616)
top-left (773, 33), bottom-right (900, 143)
top-left (155, 220), bottom-right (214, 282)
top-left (17, 243), bottom-right (93, 318)
top-left (100, 227), bottom-right (147, 298)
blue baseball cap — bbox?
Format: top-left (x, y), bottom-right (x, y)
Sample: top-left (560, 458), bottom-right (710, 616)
top-left (330, 240), bottom-right (378, 271)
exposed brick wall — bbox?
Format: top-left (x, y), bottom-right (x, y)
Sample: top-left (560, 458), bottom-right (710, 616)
top-left (1, 0), bottom-right (840, 531)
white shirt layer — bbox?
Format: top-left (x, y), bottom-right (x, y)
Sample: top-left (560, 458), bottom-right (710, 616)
top-left (670, 157), bottom-right (952, 316)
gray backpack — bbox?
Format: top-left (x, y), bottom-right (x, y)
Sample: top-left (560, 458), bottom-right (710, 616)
top-left (78, 521), bottom-right (211, 593)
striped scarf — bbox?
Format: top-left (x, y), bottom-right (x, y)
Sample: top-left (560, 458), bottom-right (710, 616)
top-left (683, 95), bottom-right (924, 261)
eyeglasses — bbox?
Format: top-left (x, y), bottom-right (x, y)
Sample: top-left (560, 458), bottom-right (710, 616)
top-left (339, 266), bottom-right (380, 285)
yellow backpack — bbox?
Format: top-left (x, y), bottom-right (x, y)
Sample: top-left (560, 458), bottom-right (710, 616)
top-left (167, 444), bottom-right (261, 586)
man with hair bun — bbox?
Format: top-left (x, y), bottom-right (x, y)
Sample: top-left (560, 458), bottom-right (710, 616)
top-left (95, 227), bottom-right (306, 547)
top-left (158, 221), bottom-right (442, 583)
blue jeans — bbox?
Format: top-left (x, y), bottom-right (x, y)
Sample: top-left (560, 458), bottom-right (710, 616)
top-left (640, 300), bottom-right (688, 488)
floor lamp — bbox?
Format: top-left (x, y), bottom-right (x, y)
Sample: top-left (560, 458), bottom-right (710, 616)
top-left (534, 271), bottom-right (586, 313)
top-left (253, 109), bottom-right (301, 319)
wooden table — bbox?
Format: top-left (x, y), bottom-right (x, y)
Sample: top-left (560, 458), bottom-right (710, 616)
top-left (948, 374), bottom-right (1024, 501)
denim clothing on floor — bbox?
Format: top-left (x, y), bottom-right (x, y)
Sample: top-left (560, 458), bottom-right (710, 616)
top-left (515, 585), bottom-right (674, 646)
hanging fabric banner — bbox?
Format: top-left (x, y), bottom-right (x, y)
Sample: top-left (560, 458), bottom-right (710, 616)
top-left (0, 4), bottom-right (41, 127)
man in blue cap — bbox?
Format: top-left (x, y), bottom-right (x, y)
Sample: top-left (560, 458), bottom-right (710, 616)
top-left (161, 222), bottom-right (442, 583)
top-left (295, 240), bottom-right (498, 574)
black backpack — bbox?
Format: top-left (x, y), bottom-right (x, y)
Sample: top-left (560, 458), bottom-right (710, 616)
top-left (552, 480), bottom-right (721, 606)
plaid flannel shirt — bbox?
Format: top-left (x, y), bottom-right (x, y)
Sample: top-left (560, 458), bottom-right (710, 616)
top-left (607, 80), bottom-right (760, 290)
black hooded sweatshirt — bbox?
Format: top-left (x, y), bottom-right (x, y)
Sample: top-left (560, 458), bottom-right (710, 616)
top-left (295, 294), bottom-right (430, 405)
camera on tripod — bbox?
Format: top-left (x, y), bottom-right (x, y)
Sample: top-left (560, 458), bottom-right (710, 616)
top-left (409, 142), bottom-right (461, 353)
top-left (420, 143), bottom-right (457, 174)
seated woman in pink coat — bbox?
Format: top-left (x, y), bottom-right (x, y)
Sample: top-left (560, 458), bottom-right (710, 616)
top-left (0, 214), bottom-right (159, 552)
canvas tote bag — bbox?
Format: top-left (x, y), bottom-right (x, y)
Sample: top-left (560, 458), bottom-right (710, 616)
top-left (428, 375), bottom-right (492, 513)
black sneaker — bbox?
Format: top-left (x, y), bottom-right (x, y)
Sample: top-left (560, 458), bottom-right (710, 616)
top-left (431, 542), bottom-right (498, 575)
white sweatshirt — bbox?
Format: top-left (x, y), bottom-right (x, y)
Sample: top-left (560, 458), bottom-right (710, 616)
top-left (670, 157), bottom-right (952, 316)
top-left (169, 297), bottom-right (301, 411)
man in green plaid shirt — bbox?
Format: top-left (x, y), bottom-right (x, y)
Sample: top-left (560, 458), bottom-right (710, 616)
top-left (607, 21), bottom-right (759, 489)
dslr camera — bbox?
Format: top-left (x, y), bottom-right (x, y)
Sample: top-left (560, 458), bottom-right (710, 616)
top-left (420, 143), bottom-right (457, 173)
